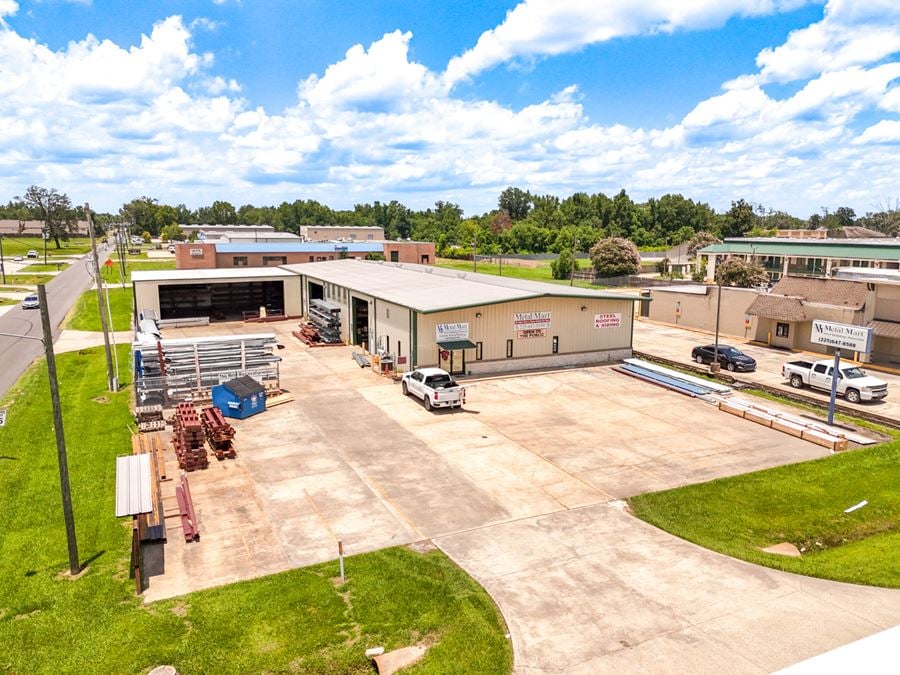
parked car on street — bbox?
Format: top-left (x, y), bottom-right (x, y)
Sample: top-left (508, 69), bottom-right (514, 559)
top-left (782, 359), bottom-right (888, 403)
top-left (26, 249), bottom-right (38, 258)
top-left (691, 344), bottom-right (757, 372)
top-left (401, 367), bottom-right (466, 410)
top-left (21, 294), bottom-right (39, 309)
top-left (13, 255), bottom-right (23, 261)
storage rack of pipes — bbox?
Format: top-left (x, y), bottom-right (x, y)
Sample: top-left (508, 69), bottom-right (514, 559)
top-left (307, 299), bottom-right (343, 343)
top-left (133, 333), bottom-right (281, 405)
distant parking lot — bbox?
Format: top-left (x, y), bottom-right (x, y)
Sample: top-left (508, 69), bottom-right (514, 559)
top-left (634, 319), bottom-right (900, 419)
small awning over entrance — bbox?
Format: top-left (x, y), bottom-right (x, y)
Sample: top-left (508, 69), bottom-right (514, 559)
top-left (437, 340), bottom-right (476, 350)
top-left (869, 319), bottom-right (900, 339)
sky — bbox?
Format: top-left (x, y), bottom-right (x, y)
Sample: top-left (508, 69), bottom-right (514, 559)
top-left (2, 0), bottom-right (900, 219)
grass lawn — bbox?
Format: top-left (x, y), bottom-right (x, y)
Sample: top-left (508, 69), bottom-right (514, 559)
top-left (0, 237), bottom-right (91, 257)
top-left (0, 273), bottom-right (54, 286)
top-left (0, 297), bottom-right (14, 306)
top-left (630, 438), bottom-right (900, 587)
top-left (0, 347), bottom-right (512, 673)
top-left (18, 262), bottom-right (70, 273)
top-left (0, 286), bottom-right (31, 293)
top-left (101, 259), bottom-right (177, 284)
top-left (64, 287), bottom-right (134, 331)
top-left (435, 258), bottom-right (604, 290)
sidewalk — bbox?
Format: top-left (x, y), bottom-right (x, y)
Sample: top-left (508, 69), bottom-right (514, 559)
top-left (54, 329), bottom-right (134, 354)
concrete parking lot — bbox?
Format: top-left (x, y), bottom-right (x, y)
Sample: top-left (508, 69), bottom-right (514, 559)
top-left (633, 318), bottom-right (900, 420)
top-left (143, 321), bottom-right (900, 672)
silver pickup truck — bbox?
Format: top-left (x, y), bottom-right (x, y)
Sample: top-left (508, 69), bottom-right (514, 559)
top-left (782, 359), bottom-right (888, 403)
top-left (401, 367), bottom-right (465, 411)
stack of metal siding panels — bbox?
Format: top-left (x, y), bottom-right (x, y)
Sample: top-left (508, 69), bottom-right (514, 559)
top-left (133, 333), bottom-right (281, 405)
top-left (308, 299), bottom-right (342, 343)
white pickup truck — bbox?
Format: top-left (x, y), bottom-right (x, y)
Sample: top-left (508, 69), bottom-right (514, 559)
top-left (401, 367), bottom-right (465, 411)
top-left (782, 359), bottom-right (888, 403)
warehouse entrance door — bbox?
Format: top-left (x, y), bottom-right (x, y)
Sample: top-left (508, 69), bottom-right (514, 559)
top-left (351, 296), bottom-right (369, 348)
top-left (437, 340), bottom-right (476, 376)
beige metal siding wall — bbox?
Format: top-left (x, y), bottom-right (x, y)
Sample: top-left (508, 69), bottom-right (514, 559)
top-left (415, 297), bottom-right (634, 367)
top-left (283, 277), bottom-right (303, 316)
top-left (875, 284), bottom-right (900, 321)
top-left (134, 281), bottom-right (161, 316)
top-left (372, 299), bottom-right (412, 367)
top-left (648, 287), bottom-right (758, 338)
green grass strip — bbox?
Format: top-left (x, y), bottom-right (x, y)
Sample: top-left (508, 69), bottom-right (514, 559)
top-left (64, 288), bottom-right (134, 332)
top-left (631, 439), bottom-right (900, 587)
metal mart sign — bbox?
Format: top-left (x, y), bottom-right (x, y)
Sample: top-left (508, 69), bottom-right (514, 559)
top-left (436, 322), bottom-right (469, 341)
top-left (513, 311), bottom-right (551, 331)
top-left (810, 320), bottom-right (873, 353)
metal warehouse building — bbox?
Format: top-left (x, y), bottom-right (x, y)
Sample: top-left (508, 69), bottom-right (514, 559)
top-left (132, 268), bottom-right (303, 320)
top-left (286, 259), bottom-right (643, 375)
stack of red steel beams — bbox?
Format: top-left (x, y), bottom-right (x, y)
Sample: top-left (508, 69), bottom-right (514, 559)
top-left (201, 405), bottom-right (237, 460)
top-left (175, 472), bottom-right (200, 542)
top-left (172, 402), bottom-right (208, 471)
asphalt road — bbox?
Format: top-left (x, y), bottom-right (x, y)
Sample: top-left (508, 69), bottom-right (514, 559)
top-left (0, 249), bottom-right (110, 399)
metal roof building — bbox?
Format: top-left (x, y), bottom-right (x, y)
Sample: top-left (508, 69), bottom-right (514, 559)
top-left (283, 259), bottom-right (645, 376)
top-left (697, 237), bottom-right (900, 282)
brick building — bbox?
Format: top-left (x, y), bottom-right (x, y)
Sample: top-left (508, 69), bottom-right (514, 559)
top-left (174, 241), bottom-right (435, 270)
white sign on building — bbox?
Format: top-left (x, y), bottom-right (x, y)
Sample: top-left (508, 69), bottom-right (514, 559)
top-left (514, 311), bottom-right (551, 330)
top-left (594, 313), bottom-right (622, 329)
top-left (810, 320), bottom-right (873, 353)
top-left (436, 322), bottom-right (469, 341)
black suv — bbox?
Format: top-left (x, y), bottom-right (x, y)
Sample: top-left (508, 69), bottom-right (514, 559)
top-left (691, 344), bottom-right (757, 372)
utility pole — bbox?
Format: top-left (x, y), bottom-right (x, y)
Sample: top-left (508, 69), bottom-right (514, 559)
top-left (86, 204), bottom-right (116, 391)
top-left (0, 229), bottom-right (6, 285)
top-left (43, 226), bottom-right (49, 265)
top-left (473, 230), bottom-right (478, 273)
top-left (38, 284), bottom-right (81, 575)
top-left (570, 237), bottom-right (578, 287)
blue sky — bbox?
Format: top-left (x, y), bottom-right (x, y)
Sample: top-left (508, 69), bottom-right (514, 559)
top-left (2, 0), bottom-right (900, 218)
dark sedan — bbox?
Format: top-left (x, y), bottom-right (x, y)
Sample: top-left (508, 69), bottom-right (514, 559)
top-left (691, 344), bottom-right (757, 372)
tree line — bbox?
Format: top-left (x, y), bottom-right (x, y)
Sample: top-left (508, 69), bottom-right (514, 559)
top-left (2, 185), bottom-right (898, 253)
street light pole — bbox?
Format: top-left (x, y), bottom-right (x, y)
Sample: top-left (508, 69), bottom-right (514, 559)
top-left (0, 230), bottom-right (6, 285)
top-left (43, 226), bottom-right (49, 266)
top-left (86, 204), bottom-right (116, 391)
top-left (712, 280), bottom-right (723, 373)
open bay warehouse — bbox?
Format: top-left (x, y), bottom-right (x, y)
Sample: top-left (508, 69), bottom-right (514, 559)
top-left (134, 259), bottom-right (644, 375)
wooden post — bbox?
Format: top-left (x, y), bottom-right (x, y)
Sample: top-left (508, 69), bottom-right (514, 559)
top-left (38, 284), bottom-right (80, 575)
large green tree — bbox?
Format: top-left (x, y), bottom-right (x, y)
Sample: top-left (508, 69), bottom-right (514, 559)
top-left (21, 185), bottom-right (76, 248)
top-left (720, 199), bottom-right (757, 238)
top-left (498, 187), bottom-right (532, 221)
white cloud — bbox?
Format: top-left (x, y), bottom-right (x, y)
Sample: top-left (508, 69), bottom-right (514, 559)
top-left (444, 0), bottom-right (816, 86)
top-left (2, 1), bottom-right (900, 220)
top-left (0, 0), bottom-right (17, 19)
top-left (298, 30), bottom-right (444, 111)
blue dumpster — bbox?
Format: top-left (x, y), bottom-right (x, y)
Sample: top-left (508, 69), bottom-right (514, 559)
top-left (211, 375), bottom-right (266, 420)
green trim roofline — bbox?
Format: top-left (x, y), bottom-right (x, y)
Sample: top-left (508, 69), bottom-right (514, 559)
top-left (699, 239), bottom-right (900, 261)
top-left (417, 292), bottom-right (646, 315)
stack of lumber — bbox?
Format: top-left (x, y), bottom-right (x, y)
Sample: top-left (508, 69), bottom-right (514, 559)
top-left (718, 399), bottom-right (850, 452)
top-left (201, 405), bottom-right (237, 460)
top-left (131, 432), bottom-right (167, 541)
top-left (175, 473), bottom-right (200, 542)
top-left (172, 402), bottom-right (209, 471)
top-left (135, 404), bottom-right (166, 432)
